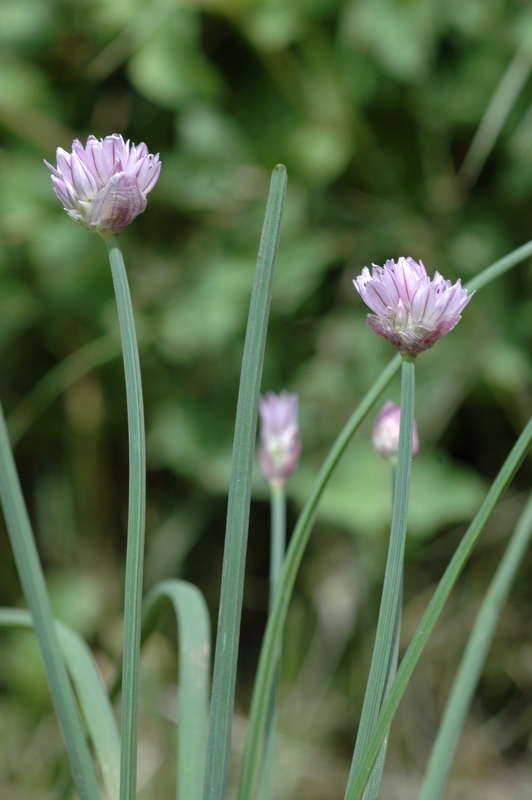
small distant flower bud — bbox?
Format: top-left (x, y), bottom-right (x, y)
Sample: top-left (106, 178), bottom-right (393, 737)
top-left (258, 392), bottom-right (301, 487)
top-left (372, 401), bottom-right (419, 462)
top-left (45, 134), bottom-right (161, 237)
top-left (353, 257), bottom-right (473, 354)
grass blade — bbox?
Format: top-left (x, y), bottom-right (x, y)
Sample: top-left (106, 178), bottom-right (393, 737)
top-left (418, 491), bottom-right (532, 800)
top-left (0, 404), bottom-right (102, 800)
top-left (344, 417), bottom-right (532, 800)
top-left (0, 608), bottom-right (117, 798)
top-left (203, 164), bottom-right (287, 800)
top-left (143, 580), bottom-right (211, 800)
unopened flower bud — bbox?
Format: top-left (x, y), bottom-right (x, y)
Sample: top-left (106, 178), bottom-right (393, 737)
top-left (258, 392), bottom-right (301, 487)
top-left (372, 401), bottom-right (419, 462)
top-left (45, 134), bottom-right (161, 236)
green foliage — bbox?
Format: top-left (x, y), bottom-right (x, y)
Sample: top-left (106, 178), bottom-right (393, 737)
top-left (1, 0), bottom-right (532, 796)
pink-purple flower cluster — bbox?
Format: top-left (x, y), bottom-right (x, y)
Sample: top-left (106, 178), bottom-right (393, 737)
top-left (258, 392), bottom-right (301, 487)
top-left (45, 134), bottom-right (161, 236)
top-left (353, 257), bottom-right (473, 354)
top-left (372, 401), bottom-right (419, 462)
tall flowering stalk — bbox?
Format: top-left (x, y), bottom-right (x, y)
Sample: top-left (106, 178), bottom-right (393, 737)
top-left (257, 391), bottom-right (301, 799)
top-left (346, 257), bottom-right (472, 799)
top-left (47, 133), bottom-right (160, 800)
top-left (362, 402), bottom-right (419, 799)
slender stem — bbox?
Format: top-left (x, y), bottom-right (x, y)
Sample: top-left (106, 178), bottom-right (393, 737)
top-left (0, 401), bottom-right (101, 800)
top-left (105, 237), bottom-right (146, 800)
top-left (203, 165), bottom-right (287, 800)
top-left (418, 491), bottom-right (532, 800)
top-left (259, 484), bottom-right (286, 800)
top-left (345, 356), bottom-right (415, 795)
top-left (363, 575), bottom-right (402, 800)
top-left (362, 464), bottom-right (401, 800)
top-left (269, 485), bottom-right (286, 613)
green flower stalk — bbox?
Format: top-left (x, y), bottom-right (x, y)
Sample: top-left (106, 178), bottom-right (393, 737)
top-left (361, 401), bottom-right (420, 800)
top-left (346, 256), bottom-right (473, 799)
top-left (258, 391), bottom-right (301, 799)
top-left (47, 133), bottom-right (161, 800)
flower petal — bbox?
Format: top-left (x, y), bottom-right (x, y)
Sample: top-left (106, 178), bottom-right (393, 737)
top-left (45, 134), bottom-right (161, 235)
top-left (354, 257), bottom-right (473, 354)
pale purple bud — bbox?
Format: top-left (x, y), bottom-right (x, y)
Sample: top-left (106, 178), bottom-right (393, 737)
top-left (372, 401), bottom-right (419, 462)
top-left (45, 134), bottom-right (161, 236)
top-left (353, 257), bottom-right (473, 354)
top-left (258, 392), bottom-right (301, 487)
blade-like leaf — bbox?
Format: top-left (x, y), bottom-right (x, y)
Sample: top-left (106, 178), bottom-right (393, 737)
top-left (203, 164), bottom-right (287, 800)
top-left (143, 579), bottom-right (211, 800)
top-left (0, 402), bottom-right (101, 800)
top-left (0, 608), bottom-right (119, 800)
top-left (345, 417), bottom-right (532, 800)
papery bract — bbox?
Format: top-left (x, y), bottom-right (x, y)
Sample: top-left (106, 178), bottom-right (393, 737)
top-left (353, 257), bottom-right (473, 354)
top-left (372, 401), bottom-right (419, 462)
top-left (259, 392), bottom-right (301, 487)
top-left (45, 134), bottom-right (161, 236)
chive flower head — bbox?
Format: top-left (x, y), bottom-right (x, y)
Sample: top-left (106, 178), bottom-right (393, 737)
top-left (353, 257), bottom-right (473, 354)
top-left (372, 401), bottom-right (419, 463)
top-left (45, 134), bottom-right (161, 236)
top-left (259, 391), bottom-right (301, 487)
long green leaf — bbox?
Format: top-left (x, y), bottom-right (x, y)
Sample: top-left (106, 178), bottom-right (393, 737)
top-left (59, 623), bottom-right (120, 800)
top-left (203, 164), bottom-right (287, 800)
top-left (344, 417), bottom-right (532, 800)
top-left (418, 491), bottom-right (532, 800)
top-left (0, 608), bottom-right (118, 799)
top-left (143, 580), bottom-right (211, 800)
top-left (0, 404), bottom-right (102, 800)
top-left (466, 239), bottom-right (532, 292)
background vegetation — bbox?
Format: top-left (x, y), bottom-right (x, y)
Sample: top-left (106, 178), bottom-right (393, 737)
top-left (1, 0), bottom-right (532, 797)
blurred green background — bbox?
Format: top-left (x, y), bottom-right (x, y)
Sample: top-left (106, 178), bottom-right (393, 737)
top-left (1, 0), bottom-right (532, 797)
